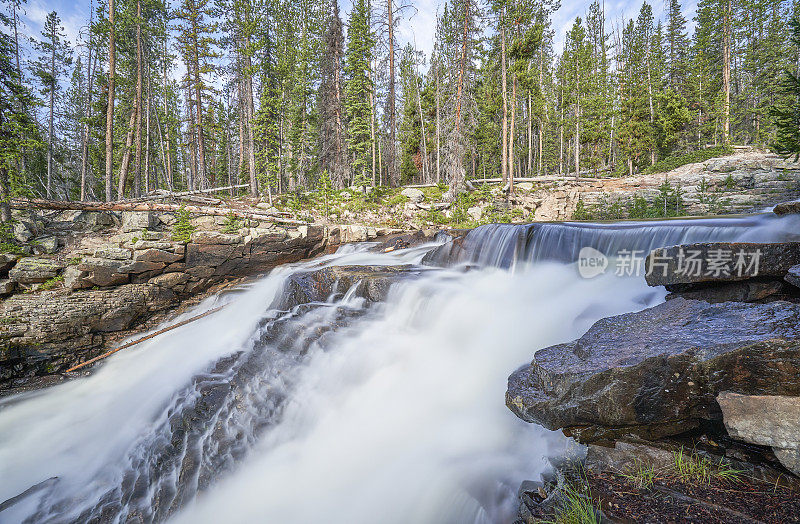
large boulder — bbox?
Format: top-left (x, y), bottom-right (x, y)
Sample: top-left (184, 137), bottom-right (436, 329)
top-left (401, 187), bottom-right (425, 203)
top-left (774, 200), bottom-right (800, 216)
top-left (506, 297), bottom-right (800, 443)
top-left (718, 392), bottom-right (800, 476)
top-left (121, 211), bottom-right (157, 232)
top-left (77, 257), bottom-right (129, 287)
top-left (645, 242), bottom-right (800, 288)
top-left (786, 264), bottom-right (800, 290)
top-left (8, 258), bottom-right (63, 284)
top-left (281, 265), bottom-right (430, 307)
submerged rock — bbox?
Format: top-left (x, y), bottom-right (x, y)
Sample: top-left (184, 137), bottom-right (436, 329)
top-left (506, 297), bottom-right (800, 443)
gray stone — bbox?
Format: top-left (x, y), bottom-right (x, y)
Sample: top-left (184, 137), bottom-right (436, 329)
top-left (645, 242), bottom-right (800, 288)
top-left (63, 266), bottom-right (90, 290)
top-left (121, 211), bottom-right (156, 232)
top-left (773, 448), bottom-right (800, 476)
top-left (148, 271), bottom-right (190, 288)
top-left (0, 279), bottom-right (16, 296)
top-left (131, 240), bottom-right (173, 250)
top-left (133, 248), bottom-right (182, 264)
top-left (157, 213), bottom-right (177, 226)
top-left (0, 253), bottom-right (19, 274)
top-left (78, 257), bottom-right (129, 287)
top-left (467, 206), bottom-right (482, 221)
top-left (786, 264), bottom-right (800, 290)
top-left (191, 230), bottom-right (243, 245)
top-left (9, 258), bottom-right (64, 284)
top-left (666, 279), bottom-right (786, 303)
top-left (506, 297), bottom-right (800, 443)
top-left (718, 391), bottom-right (800, 476)
top-left (94, 247), bottom-right (132, 260)
top-left (585, 441), bottom-right (675, 473)
top-left (718, 392), bottom-right (800, 450)
top-left (12, 220), bottom-right (35, 242)
top-left (118, 260), bottom-right (166, 274)
top-left (401, 187), bottom-right (425, 203)
top-left (33, 236), bottom-right (59, 254)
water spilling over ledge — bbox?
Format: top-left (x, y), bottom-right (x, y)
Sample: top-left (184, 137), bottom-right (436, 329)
top-left (1, 211), bottom-right (799, 523)
top-left (423, 213), bottom-right (800, 269)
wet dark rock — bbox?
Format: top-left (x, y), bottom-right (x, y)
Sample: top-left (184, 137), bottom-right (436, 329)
top-left (786, 264), bottom-right (800, 290)
top-left (774, 200), bottom-right (800, 216)
top-left (506, 297), bottom-right (800, 443)
top-left (645, 242), bottom-right (800, 288)
top-left (665, 279), bottom-right (787, 303)
top-left (281, 264), bottom-right (431, 306)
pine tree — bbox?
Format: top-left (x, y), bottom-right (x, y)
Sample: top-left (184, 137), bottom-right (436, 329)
top-left (344, 0), bottom-right (374, 187)
top-left (772, 15), bottom-right (800, 158)
top-left (0, 7), bottom-right (37, 219)
top-left (176, 0), bottom-right (219, 190)
top-left (665, 0), bottom-right (689, 91)
top-left (32, 11), bottom-right (72, 199)
top-left (318, 0), bottom-right (347, 188)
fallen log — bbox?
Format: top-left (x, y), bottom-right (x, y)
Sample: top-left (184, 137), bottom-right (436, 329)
top-left (414, 202), bottom-right (451, 211)
top-left (121, 184), bottom-right (249, 203)
top-left (11, 198), bottom-right (310, 226)
top-left (65, 304), bottom-right (227, 373)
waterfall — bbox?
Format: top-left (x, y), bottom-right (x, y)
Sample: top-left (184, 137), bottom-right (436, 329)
top-left (1, 212), bottom-right (798, 523)
top-left (423, 213), bottom-right (800, 269)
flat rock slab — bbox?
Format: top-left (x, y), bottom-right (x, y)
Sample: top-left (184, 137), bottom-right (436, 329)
top-left (645, 242), bottom-right (800, 288)
top-left (506, 297), bottom-right (800, 443)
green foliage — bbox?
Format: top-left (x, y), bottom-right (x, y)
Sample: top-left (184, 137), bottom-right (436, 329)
top-left (644, 145), bottom-right (733, 175)
top-left (171, 206), bottom-right (195, 243)
top-left (724, 173), bottom-right (736, 190)
top-left (621, 460), bottom-right (657, 489)
top-left (672, 448), bottom-right (743, 485)
top-left (39, 274), bottom-right (63, 291)
top-left (542, 477), bottom-right (601, 524)
top-left (222, 212), bottom-right (243, 234)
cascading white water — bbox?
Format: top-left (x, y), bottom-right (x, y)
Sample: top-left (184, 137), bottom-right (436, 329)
top-left (1, 213), bottom-right (799, 523)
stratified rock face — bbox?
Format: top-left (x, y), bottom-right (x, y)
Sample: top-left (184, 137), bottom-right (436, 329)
top-left (506, 297), bottom-right (800, 443)
top-left (717, 392), bottom-right (800, 475)
top-left (645, 242), bottom-right (800, 288)
top-left (0, 284), bottom-right (176, 383)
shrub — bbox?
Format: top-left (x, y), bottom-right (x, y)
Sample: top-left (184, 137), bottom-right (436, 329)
top-left (222, 212), bottom-right (243, 234)
top-left (172, 205), bottom-right (195, 243)
top-left (644, 145), bottom-right (734, 175)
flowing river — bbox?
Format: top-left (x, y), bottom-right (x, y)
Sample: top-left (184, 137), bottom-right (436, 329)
top-left (1, 212), bottom-right (799, 523)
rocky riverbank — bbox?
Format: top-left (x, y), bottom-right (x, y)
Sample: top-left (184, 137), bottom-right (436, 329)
top-left (506, 206), bottom-right (800, 522)
top-left (0, 207), bottom-right (423, 390)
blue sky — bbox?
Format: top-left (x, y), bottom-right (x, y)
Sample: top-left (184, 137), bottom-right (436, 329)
top-left (16, 0), bottom-right (699, 66)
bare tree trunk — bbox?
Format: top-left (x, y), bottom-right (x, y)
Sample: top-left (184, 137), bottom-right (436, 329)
top-left (527, 94), bottom-right (532, 176)
top-left (722, 0), bottom-right (731, 143)
top-left (386, 0), bottom-right (397, 186)
top-left (414, 50), bottom-right (428, 183)
top-left (243, 52), bottom-right (259, 198)
top-left (46, 29), bottom-right (55, 199)
top-left (144, 53), bottom-right (152, 193)
top-left (80, 0), bottom-right (94, 201)
top-left (117, 108), bottom-right (137, 198)
top-left (370, 64), bottom-right (377, 186)
top-left (450, 0), bottom-right (471, 197)
top-left (435, 66), bottom-right (440, 184)
top-left (133, 0), bottom-right (144, 197)
top-left (501, 18), bottom-right (508, 185)
top-left (105, 0), bottom-right (116, 201)
top-left (508, 76), bottom-right (517, 191)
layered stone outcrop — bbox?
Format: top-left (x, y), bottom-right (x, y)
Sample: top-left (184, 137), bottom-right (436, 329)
top-left (0, 208), bottom-right (408, 388)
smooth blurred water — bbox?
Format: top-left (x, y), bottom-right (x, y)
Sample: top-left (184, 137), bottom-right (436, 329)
top-left (1, 213), bottom-right (798, 523)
